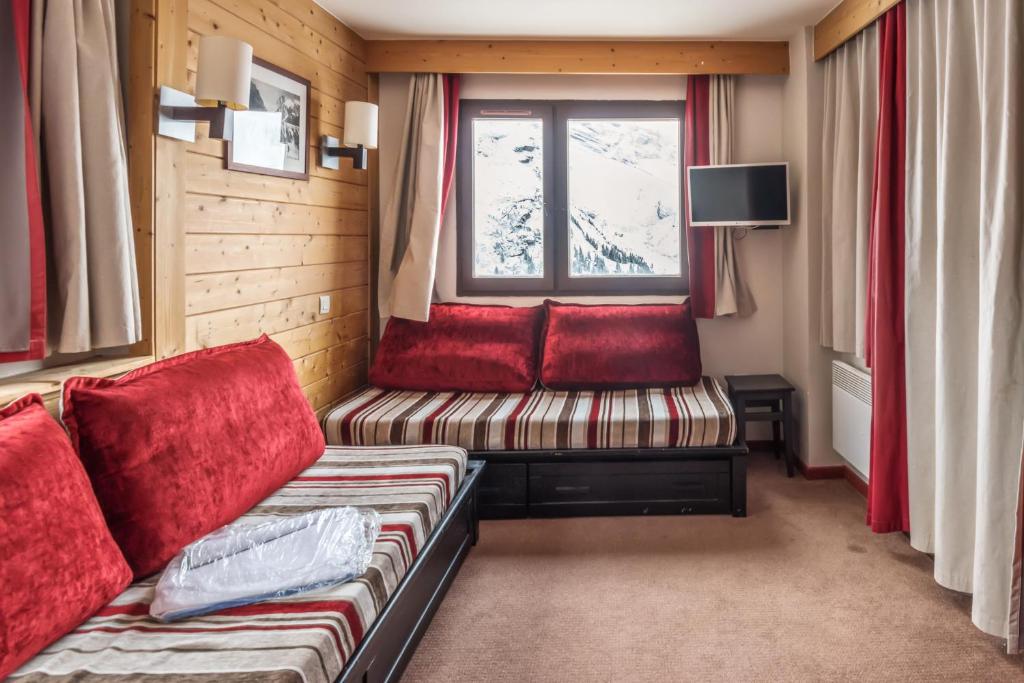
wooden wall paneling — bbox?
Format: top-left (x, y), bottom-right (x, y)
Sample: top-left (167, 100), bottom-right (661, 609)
top-left (184, 196), bottom-right (366, 236)
top-left (183, 0), bottom-right (370, 408)
top-left (185, 286), bottom-right (367, 350)
top-left (367, 73), bottom-right (380, 358)
top-left (266, 0), bottom-right (366, 63)
top-left (126, 0), bottom-right (157, 357)
top-left (185, 234), bottom-right (368, 274)
top-left (365, 40), bottom-right (790, 75)
top-left (154, 0), bottom-right (190, 359)
top-left (186, 262), bottom-right (368, 315)
top-left (189, 0), bottom-right (367, 101)
top-left (185, 152), bottom-right (367, 209)
top-left (200, 0), bottom-right (366, 85)
top-left (814, 0), bottom-right (901, 60)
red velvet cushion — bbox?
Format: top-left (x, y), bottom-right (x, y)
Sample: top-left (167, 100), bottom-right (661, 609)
top-left (369, 303), bottom-right (545, 392)
top-left (0, 394), bottom-right (132, 679)
top-left (540, 300), bottom-right (702, 389)
top-left (62, 335), bottom-right (325, 578)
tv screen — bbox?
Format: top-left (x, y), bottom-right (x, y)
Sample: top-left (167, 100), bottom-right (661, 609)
top-left (687, 163), bottom-right (790, 227)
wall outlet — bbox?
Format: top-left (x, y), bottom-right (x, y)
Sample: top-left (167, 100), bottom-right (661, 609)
top-left (319, 295), bottom-right (331, 315)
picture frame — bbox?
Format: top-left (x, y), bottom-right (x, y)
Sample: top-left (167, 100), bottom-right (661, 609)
top-left (226, 57), bottom-right (310, 181)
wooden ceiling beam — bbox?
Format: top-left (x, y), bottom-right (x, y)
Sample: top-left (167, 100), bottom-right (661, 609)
top-left (813, 0), bottom-right (901, 61)
top-left (365, 40), bottom-right (789, 75)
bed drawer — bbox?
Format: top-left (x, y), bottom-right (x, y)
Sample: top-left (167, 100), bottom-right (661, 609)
top-left (528, 460), bottom-right (731, 516)
top-left (477, 462), bottom-right (527, 518)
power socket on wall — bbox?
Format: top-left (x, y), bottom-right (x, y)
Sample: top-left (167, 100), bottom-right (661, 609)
top-left (319, 295), bottom-right (331, 315)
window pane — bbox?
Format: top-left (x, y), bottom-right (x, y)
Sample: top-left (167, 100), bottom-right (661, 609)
top-left (472, 118), bottom-right (545, 278)
top-left (566, 119), bottom-right (681, 277)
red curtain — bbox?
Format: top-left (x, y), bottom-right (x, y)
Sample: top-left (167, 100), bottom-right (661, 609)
top-left (684, 76), bottom-right (715, 318)
top-left (865, 2), bottom-right (908, 533)
top-left (440, 74), bottom-right (460, 218)
top-left (0, 0), bottom-right (46, 363)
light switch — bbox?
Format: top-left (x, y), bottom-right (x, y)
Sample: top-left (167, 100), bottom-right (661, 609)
top-left (319, 295), bottom-right (331, 315)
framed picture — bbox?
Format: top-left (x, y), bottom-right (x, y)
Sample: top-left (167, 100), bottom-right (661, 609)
top-left (226, 57), bottom-right (310, 180)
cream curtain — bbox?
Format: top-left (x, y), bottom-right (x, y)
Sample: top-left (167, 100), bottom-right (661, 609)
top-left (378, 74), bottom-right (444, 322)
top-left (708, 75), bottom-right (755, 318)
top-left (905, 0), bottom-right (1024, 640)
top-left (819, 24), bottom-right (878, 357)
top-left (42, 0), bottom-right (141, 352)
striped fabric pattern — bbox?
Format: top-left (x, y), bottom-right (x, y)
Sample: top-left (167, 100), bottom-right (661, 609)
top-left (11, 445), bottom-right (467, 683)
top-left (324, 377), bottom-right (737, 451)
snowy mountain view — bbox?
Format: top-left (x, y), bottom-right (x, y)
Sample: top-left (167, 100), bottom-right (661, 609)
top-left (472, 118), bottom-right (545, 278)
top-left (567, 119), bottom-right (682, 277)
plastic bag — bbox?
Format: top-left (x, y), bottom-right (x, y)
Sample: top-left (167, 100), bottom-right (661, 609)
top-left (150, 506), bottom-right (382, 622)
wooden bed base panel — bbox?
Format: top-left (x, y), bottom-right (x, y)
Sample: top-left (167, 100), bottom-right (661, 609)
top-left (337, 461), bottom-right (483, 683)
top-left (472, 444), bottom-right (748, 519)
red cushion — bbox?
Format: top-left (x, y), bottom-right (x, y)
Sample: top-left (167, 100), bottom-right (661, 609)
top-left (0, 394), bottom-right (132, 679)
top-left (540, 300), bottom-right (702, 389)
top-left (61, 336), bottom-right (325, 578)
top-left (369, 304), bottom-right (545, 392)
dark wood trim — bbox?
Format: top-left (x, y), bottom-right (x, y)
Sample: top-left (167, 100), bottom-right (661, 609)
top-left (456, 100), bottom-right (556, 295)
top-left (471, 444), bottom-right (748, 519)
top-left (336, 461), bottom-right (483, 683)
top-left (457, 99), bottom-right (689, 296)
top-left (226, 57), bottom-right (312, 181)
top-left (552, 100), bottom-right (688, 295)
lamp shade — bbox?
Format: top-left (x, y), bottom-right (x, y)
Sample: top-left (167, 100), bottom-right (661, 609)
top-left (195, 36), bottom-right (253, 110)
top-left (343, 101), bottom-right (378, 149)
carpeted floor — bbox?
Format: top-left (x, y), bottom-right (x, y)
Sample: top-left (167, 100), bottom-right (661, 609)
top-left (403, 455), bottom-right (1024, 682)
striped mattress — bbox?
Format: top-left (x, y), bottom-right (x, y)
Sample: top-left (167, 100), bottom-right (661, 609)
top-left (10, 445), bottom-right (468, 683)
top-left (324, 377), bottom-right (737, 451)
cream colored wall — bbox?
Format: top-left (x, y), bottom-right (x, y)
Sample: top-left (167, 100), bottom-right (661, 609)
top-left (380, 73), bottom-right (787, 397)
top-left (781, 27), bottom-right (844, 468)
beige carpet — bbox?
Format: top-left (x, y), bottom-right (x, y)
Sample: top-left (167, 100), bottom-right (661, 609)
top-left (403, 455), bottom-right (1024, 682)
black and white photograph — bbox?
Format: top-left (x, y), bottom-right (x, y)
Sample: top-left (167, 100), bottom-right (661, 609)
top-left (226, 57), bottom-right (310, 180)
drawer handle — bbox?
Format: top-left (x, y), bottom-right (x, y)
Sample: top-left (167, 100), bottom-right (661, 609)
top-left (554, 485), bottom-right (591, 494)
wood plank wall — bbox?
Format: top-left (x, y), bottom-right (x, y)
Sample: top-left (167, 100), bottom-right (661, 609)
top-left (182, 0), bottom-right (369, 416)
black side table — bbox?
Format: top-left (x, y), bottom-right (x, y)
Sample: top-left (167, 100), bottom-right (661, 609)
top-left (725, 374), bottom-right (797, 477)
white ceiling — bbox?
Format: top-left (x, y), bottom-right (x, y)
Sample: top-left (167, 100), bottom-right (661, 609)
top-left (318, 0), bottom-right (840, 41)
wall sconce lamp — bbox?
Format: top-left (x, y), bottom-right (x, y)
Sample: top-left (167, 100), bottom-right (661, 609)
top-left (320, 101), bottom-right (378, 171)
top-left (157, 36), bottom-right (253, 142)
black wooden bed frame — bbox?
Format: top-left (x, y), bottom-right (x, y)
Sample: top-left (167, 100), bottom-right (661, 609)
top-left (336, 460), bottom-right (483, 683)
top-left (473, 443), bottom-right (749, 519)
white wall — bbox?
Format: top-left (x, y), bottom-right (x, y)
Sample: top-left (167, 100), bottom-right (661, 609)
top-left (381, 73), bottom-right (788, 385)
top-left (781, 28), bottom-right (843, 468)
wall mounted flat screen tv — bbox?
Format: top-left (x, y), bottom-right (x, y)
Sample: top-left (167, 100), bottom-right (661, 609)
top-left (687, 162), bottom-right (790, 227)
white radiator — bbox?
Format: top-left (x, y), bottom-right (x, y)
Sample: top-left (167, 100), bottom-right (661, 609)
top-left (831, 360), bottom-right (872, 480)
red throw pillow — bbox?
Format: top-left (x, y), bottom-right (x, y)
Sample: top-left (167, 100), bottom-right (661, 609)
top-left (540, 300), bottom-right (702, 389)
top-left (369, 303), bottom-right (545, 392)
top-left (62, 335), bottom-right (325, 578)
top-left (0, 394), bottom-right (132, 679)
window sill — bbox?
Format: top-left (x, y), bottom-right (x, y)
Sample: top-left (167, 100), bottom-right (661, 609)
top-left (0, 355), bottom-right (155, 411)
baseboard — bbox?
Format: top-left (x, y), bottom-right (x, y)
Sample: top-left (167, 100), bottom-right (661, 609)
top-left (842, 467), bottom-right (869, 498)
top-left (749, 440), bottom-right (867, 498)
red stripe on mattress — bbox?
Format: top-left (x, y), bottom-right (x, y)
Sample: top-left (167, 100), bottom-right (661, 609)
top-left (664, 388), bottom-right (680, 446)
top-left (586, 392), bottom-right (602, 449)
top-left (381, 523), bottom-right (418, 561)
top-left (422, 394), bottom-right (461, 443)
top-left (340, 391), bottom-right (391, 444)
top-left (503, 394), bottom-right (534, 449)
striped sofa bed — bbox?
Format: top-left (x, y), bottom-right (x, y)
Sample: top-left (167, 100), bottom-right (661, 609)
top-left (323, 377), bottom-right (746, 519)
top-left (11, 446), bottom-right (482, 683)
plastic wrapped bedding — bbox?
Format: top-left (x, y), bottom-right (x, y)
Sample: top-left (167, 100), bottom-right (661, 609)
top-left (151, 506), bottom-right (381, 621)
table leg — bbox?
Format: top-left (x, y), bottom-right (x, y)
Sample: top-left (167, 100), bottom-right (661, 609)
top-left (782, 393), bottom-right (796, 477)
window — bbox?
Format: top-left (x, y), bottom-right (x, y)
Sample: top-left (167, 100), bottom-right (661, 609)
top-left (457, 100), bottom-right (686, 295)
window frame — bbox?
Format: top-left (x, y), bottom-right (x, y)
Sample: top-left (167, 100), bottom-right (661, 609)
top-left (456, 99), bottom-right (688, 296)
